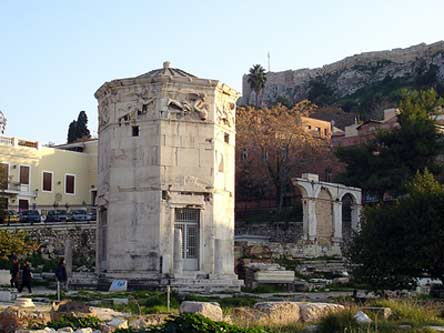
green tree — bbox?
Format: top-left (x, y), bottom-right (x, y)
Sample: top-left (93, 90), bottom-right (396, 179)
top-left (0, 230), bottom-right (38, 260)
top-left (76, 110), bottom-right (91, 139)
top-left (335, 88), bottom-right (444, 197)
top-left (67, 120), bottom-right (78, 143)
top-left (66, 111), bottom-right (91, 143)
top-left (247, 64), bottom-right (267, 107)
top-left (347, 170), bottom-right (444, 289)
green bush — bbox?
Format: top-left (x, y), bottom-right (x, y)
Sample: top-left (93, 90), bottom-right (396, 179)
top-left (318, 310), bottom-right (361, 333)
top-left (43, 315), bottom-right (102, 330)
top-left (116, 313), bottom-right (267, 333)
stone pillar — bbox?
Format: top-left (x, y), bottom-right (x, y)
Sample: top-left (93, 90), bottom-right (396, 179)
top-left (332, 201), bottom-right (343, 241)
top-left (173, 228), bottom-right (183, 275)
top-left (64, 239), bottom-right (73, 278)
top-left (213, 239), bottom-right (224, 275)
top-left (306, 198), bottom-right (317, 241)
top-left (351, 204), bottom-right (362, 232)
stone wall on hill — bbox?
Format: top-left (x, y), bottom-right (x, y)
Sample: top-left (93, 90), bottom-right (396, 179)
top-left (240, 41), bottom-right (444, 108)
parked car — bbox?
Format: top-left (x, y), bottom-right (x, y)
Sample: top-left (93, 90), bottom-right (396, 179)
top-left (69, 209), bottom-right (90, 221)
top-left (87, 208), bottom-right (97, 221)
top-left (45, 210), bottom-right (69, 223)
top-left (20, 210), bottom-right (41, 223)
top-left (1, 210), bottom-right (20, 223)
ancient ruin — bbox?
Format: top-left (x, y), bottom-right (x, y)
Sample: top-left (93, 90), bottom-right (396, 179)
top-left (292, 173), bottom-right (362, 256)
top-left (94, 61), bottom-right (242, 291)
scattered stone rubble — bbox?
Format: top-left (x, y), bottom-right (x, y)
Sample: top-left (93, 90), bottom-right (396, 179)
top-left (243, 262), bottom-right (295, 289)
top-left (179, 301), bottom-right (223, 322)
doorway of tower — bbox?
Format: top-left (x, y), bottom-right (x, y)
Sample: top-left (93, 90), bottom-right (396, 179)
top-left (174, 208), bottom-right (200, 271)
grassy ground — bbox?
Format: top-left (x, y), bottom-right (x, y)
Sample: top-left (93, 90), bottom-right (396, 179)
top-left (37, 290), bottom-right (444, 332)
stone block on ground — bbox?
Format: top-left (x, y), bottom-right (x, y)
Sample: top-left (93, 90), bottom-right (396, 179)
top-left (90, 307), bottom-right (128, 321)
top-left (179, 301), bottom-right (223, 322)
top-left (296, 302), bottom-right (345, 322)
top-left (129, 314), bottom-right (170, 329)
top-left (254, 270), bottom-right (295, 283)
top-left (73, 328), bottom-right (93, 333)
top-left (254, 302), bottom-right (300, 325)
top-left (16, 298), bottom-right (35, 308)
top-left (15, 328), bottom-right (56, 333)
top-left (57, 328), bottom-right (74, 333)
top-left (229, 307), bottom-right (265, 326)
top-left (0, 269), bottom-right (11, 286)
top-left (361, 306), bottom-right (392, 319)
top-left (0, 290), bottom-right (15, 302)
top-left (354, 311), bottom-right (372, 324)
top-left (107, 317), bottom-right (128, 330)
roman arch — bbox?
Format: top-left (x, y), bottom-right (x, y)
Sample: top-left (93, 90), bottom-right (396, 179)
top-left (291, 173), bottom-right (362, 245)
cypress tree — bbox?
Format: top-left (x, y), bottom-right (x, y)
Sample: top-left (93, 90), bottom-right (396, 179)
top-left (67, 120), bottom-right (78, 143)
top-left (76, 111), bottom-right (91, 139)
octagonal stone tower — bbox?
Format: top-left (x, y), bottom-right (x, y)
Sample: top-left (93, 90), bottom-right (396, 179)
top-left (94, 62), bottom-right (242, 291)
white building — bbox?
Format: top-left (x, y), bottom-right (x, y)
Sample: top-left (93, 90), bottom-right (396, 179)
top-left (94, 62), bottom-right (242, 291)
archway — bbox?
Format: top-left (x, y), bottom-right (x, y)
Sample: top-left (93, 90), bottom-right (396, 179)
top-left (315, 188), bottom-right (333, 244)
top-left (341, 193), bottom-right (354, 241)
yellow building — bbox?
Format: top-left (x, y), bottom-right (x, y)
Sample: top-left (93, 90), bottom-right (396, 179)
top-left (0, 135), bottom-right (97, 214)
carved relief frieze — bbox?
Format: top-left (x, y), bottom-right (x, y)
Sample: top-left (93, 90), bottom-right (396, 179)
top-left (165, 91), bottom-right (209, 121)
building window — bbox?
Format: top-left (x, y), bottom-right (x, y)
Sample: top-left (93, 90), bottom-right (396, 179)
top-left (20, 165), bottom-right (30, 185)
top-left (42, 171), bottom-right (53, 192)
top-left (132, 126), bottom-right (140, 136)
top-left (241, 148), bottom-right (248, 160)
top-left (65, 174), bottom-right (76, 195)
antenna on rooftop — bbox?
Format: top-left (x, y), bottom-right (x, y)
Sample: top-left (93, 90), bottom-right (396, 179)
top-left (267, 51), bottom-right (271, 72)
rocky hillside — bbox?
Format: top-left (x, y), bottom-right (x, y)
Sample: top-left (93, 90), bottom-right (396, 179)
top-left (241, 41), bottom-right (444, 121)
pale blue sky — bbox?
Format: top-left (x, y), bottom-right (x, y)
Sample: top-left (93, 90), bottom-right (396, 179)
top-left (1, 0), bottom-right (443, 144)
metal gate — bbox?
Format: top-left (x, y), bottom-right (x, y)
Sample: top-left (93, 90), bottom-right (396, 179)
top-left (175, 208), bottom-right (200, 271)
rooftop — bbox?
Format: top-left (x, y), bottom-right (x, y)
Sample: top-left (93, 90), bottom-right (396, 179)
top-left (136, 61), bottom-right (197, 80)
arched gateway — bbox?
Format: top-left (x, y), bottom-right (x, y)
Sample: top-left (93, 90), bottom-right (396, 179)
top-left (292, 173), bottom-right (362, 251)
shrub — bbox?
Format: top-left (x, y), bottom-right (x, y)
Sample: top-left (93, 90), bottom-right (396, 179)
top-left (43, 315), bottom-right (102, 330)
top-left (317, 310), bottom-right (361, 333)
top-left (115, 313), bottom-right (267, 333)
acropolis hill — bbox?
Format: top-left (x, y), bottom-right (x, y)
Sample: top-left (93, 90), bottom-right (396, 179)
top-left (241, 41), bottom-right (444, 117)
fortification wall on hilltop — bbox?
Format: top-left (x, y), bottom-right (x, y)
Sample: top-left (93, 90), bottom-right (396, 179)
top-left (240, 41), bottom-right (444, 106)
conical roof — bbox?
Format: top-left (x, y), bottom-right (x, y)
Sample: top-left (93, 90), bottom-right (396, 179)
top-left (136, 61), bottom-right (197, 80)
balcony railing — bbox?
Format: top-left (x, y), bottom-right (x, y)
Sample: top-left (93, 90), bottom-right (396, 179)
top-left (0, 135), bottom-right (39, 149)
top-left (0, 136), bottom-right (13, 146)
top-left (0, 181), bottom-right (21, 193)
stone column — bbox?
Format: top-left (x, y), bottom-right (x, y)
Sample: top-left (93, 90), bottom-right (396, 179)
top-left (64, 239), bottom-right (73, 278)
top-left (351, 204), bottom-right (362, 232)
top-left (306, 198), bottom-right (317, 241)
top-left (213, 239), bottom-right (224, 275)
top-left (332, 201), bottom-right (343, 241)
top-left (173, 228), bottom-right (183, 275)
